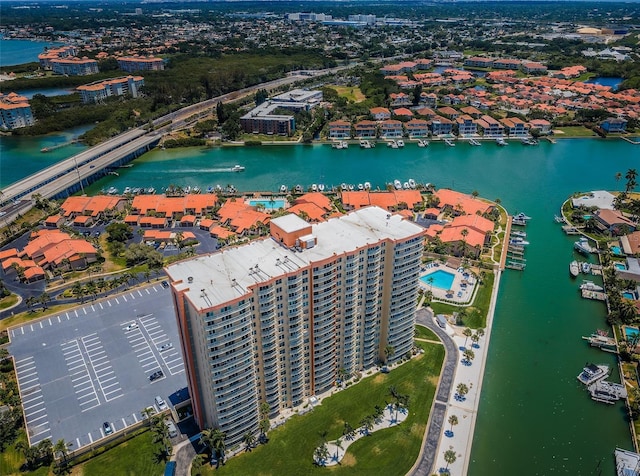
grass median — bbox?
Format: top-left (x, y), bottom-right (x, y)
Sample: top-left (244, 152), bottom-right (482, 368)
top-left (207, 340), bottom-right (444, 476)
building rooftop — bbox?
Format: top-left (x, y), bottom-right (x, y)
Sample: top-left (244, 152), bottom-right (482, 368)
top-left (166, 206), bottom-right (424, 311)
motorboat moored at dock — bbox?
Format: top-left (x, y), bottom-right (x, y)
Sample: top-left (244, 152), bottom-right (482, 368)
top-left (570, 260), bottom-right (580, 277)
top-left (580, 280), bottom-right (604, 292)
top-left (588, 380), bottom-right (627, 404)
top-left (574, 236), bottom-right (596, 255)
top-left (444, 138), bottom-right (456, 147)
top-left (581, 332), bottom-right (617, 353)
top-left (577, 363), bottom-right (610, 385)
top-left (496, 137), bottom-right (508, 146)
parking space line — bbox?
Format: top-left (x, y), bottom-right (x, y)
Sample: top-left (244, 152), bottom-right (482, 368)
top-left (74, 310), bottom-right (78, 317)
top-left (83, 308), bottom-right (87, 315)
top-left (133, 413), bottom-right (139, 423)
top-left (30, 324), bottom-right (34, 331)
top-left (146, 288), bottom-right (151, 294)
top-left (57, 316), bottom-right (61, 323)
top-left (108, 301), bottom-right (112, 307)
top-left (91, 305), bottom-right (95, 312)
top-left (99, 302), bottom-right (104, 309)
top-left (115, 298), bottom-right (119, 304)
top-left (88, 433), bottom-right (93, 444)
top-left (122, 296), bottom-right (127, 302)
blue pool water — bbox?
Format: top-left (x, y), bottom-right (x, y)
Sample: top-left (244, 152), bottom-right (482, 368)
top-left (625, 326), bottom-right (639, 340)
top-left (615, 263), bottom-right (626, 271)
top-left (420, 269), bottom-right (456, 290)
top-left (612, 246), bottom-right (623, 255)
top-left (623, 292), bottom-right (635, 300)
top-left (248, 199), bottom-right (286, 210)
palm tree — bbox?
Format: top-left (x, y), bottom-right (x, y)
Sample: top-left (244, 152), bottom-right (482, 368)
top-left (259, 402), bottom-right (270, 443)
top-left (141, 407), bottom-right (155, 427)
top-left (471, 332), bottom-right (480, 348)
top-left (448, 415), bottom-right (459, 434)
top-left (384, 344), bottom-right (395, 364)
top-left (626, 168), bottom-right (638, 193)
top-left (333, 437), bottom-right (344, 462)
top-left (456, 383), bottom-right (469, 399)
top-left (359, 415), bottom-right (375, 436)
top-left (343, 421), bottom-right (356, 441)
top-left (191, 454), bottom-right (205, 476)
top-left (373, 404), bottom-right (385, 424)
top-left (53, 438), bottom-right (69, 469)
top-left (242, 432), bottom-right (256, 452)
top-left (463, 348), bottom-right (475, 364)
top-left (313, 442), bottom-right (330, 466)
top-left (462, 327), bottom-right (473, 348)
top-left (444, 449), bottom-right (457, 470)
top-left (211, 428), bottom-right (226, 467)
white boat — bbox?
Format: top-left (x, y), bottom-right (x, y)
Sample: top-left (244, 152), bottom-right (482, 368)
top-left (514, 212), bottom-right (531, 221)
top-left (469, 138), bottom-right (481, 146)
top-left (509, 237), bottom-right (529, 246)
top-left (580, 280), bottom-right (604, 292)
top-left (393, 179), bottom-right (402, 190)
top-left (577, 363), bottom-right (610, 385)
top-left (408, 178), bottom-right (416, 189)
top-left (341, 141), bottom-right (349, 149)
top-left (397, 139), bottom-right (405, 148)
top-left (512, 218), bottom-right (527, 226)
top-left (364, 182), bottom-right (371, 190)
top-left (417, 139), bottom-right (429, 147)
top-left (496, 137), bottom-right (508, 146)
top-left (582, 332), bottom-right (617, 352)
top-left (294, 184), bottom-right (303, 194)
top-left (318, 184), bottom-right (325, 192)
top-left (231, 165), bottom-right (245, 172)
top-left (588, 380), bottom-right (627, 404)
top-left (387, 140), bottom-right (399, 149)
top-left (147, 187), bottom-right (156, 194)
top-left (581, 262), bottom-right (592, 274)
top-left (574, 237), bottom-right (595, 255)
top-left (403, 182), bottom-right (410, 190)
top-left (347, 184), bottom-right (354, 191)
top-left (357, 183), bottom-right (364, 191)
top-left (107, 187), bottom-right (118, 195)
top-left (569, 260), bottom-right (580, 278)
top-left (280, 184), bottom-right (288, 194)
top-left (554, 214), bottom-right (566, 224)
top-left (123, 187), bottom-right (132, 195)
top-left (511, 230), bottom-right (527, 238)
top-left (192, 186), bottom-right (201, 194)
top-left (359, 140), bottom-right (370, 148)
top-left (341, 183), bottom-right (348, 191)
top-left (521, 137), bottom-right (539, 146)
top-left (311, 184), bottom-right (318, 192)
top-left (444, 138), bottom-right (455, 147)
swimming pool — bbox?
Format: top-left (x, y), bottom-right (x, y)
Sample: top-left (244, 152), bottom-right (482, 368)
top-left (612, 246), bottom-right (623, 255)
top-left (615, 263), bottom-right (627, 271)
top-left (420, 269), bottom-right (455, 290)
top-left (625, 326), bottom-right (639, 340)
top-left (248, 198), bottom-right (286, 210)
top-left (623, 292), bottom-right (636, 300)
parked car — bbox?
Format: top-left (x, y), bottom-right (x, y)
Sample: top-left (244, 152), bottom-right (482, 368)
top-left (149, 370), bottom-right (164, 381)
top-left (125, 321), bottom-right (138, 332)
top-left (155, 395), bottom-right (168, 411)
top-left (158, 342), bottom-right (173, 352)
top-left (161, 280), bottom-right (169, 288)
top-left (103, 422), bottom-right (113, 435)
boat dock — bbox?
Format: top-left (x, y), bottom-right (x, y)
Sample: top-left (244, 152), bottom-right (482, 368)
top-left (562, 225), bottom-right (581, 235)
top-left (581, 289), bottom-right (607, 301)
top-left (621, 136), bottom-right (640, 145)
top-left (502, 215), bottom-right (528, 271)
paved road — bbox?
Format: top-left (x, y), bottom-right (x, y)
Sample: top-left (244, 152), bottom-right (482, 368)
top-left (410, 308), bottom-right (459, 476)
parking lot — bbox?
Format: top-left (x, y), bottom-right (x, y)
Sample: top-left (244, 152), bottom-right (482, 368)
top-left (8, 283), bottom-right (187, 450)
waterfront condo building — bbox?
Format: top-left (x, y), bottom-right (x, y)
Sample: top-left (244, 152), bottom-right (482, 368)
top-left (165, 206), bottom-right (425, 444)
top-left (51, 57), bottom-right (99, 76)
top-left (77, 76), bottom-right (145, 104)
top-left (117, 56), bottom-right (165, 73)
top-left (0, 92), bottom-right (35, 130)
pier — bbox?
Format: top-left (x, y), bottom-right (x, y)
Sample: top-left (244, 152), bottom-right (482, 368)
top-left (621, 136), bottom-right (640, 145)
top-left (41, 139), bottom-right (78, 153)
top-left (501, 216), bottom-right (527, 271)
top-left (581, 289), bottom-right (607, 301)
top-left (562, 225), bottom-right (581, 235)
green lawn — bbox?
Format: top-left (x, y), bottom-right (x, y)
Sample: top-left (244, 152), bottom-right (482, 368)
top-left (0, 294), bottom-right (19, 310)
top-left (327, 86), bottom-right (366, 103)
top-left (554, 126), bottom-right (599, 137)
top-left (415, 324), bottom-right (439, 341)
top-left (429, 272), bottom-right (494, 329)
top-left (81, 431), bottom-right (166, 476)
top-left (204, 341), bottom-right (444, 476)
top-left (0, 432), bottom-right (50, 476)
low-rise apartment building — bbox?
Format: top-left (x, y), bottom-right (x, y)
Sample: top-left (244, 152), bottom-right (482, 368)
top-left (77, 76), bottom-right (144, 104)
top-left (0, 92), bottom-right (35, 130)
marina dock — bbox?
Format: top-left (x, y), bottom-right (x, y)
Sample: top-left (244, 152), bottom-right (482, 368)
top-left (562, 225), bottom-right (581, 235)
top-left (581, 289), bottom-right (607, 301)
top-left (41, 139), bottom-right (78, 153)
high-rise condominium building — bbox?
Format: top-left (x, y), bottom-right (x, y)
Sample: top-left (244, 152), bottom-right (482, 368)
top-left (165, 206), bottom-right (425, 444)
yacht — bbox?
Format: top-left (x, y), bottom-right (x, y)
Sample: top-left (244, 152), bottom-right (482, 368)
top-left (521, 137), bottom-right (539, 146)
top-left (403, 182), bottom-right (410, 190)
top-left (123, 187), bottom-right (132, 195)
top-left (580, 280), bottom-right (604, 292)
top-left (318, 184), bottom-right (325, 192)
top-left (574, 237), bottom-right (595, 255)
top-left (417, 139), bottom-right (429, 147)
top-left (444, 138), bottom-right (456, 147)
top-left (577, 363), bottom-right (610, 385)
top-left (408, 178), bottom-right (416, 189)
top-left (569, 260), bottom-right (580, 278)
top-left (147, 187), bottom-right (156, 195)
top-left (357, 183), bottom-right (364, 191)
top-left (347, 184), bottom-right (355, 191)
top-left (332, 141), bottom-right (344, 149)
top-left (496, 137), bottom-right (508, 146)
top-left (397, 139), bottom-right (405, 148)
top-left (581, 262), bottom-right (592, 274)
top-left (294, 184), bottom-right (303, 194)
top-left (280, 185), bottom-right (288, 194)
top-left (582, 332), bottom-right (617, 353)
top-left (341, 183), bottom-right (348, 191)
top-left (509, 237), bottom-right (529, 246)
top-left (231, 165), bottom-right (245, 172)
top-left (360, 140), bottom-right (372, 149)
top-left (511, 230), bottom-right (527, 238)
top-left (514, 212), bottom-right (531, 221)
top-left (588, 380), bottom-right (627, 404)
top-left (311, 184), bottom-right (318, 192)
top-left (469, 138), bottom-right (481, 146)
top-left (341, 141), bottom-right (349, 149)
top-left (107, 187), bottom-right (118, 195)
top-left (364, 182), bottom-right (371, 190)
top-left (387, 140), bottom-right (399, 149)
top-left (393, 179), bottom-right (402, 190)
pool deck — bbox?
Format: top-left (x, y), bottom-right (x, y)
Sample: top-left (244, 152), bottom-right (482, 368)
top-left (420, 263), bottom-right (475, 303)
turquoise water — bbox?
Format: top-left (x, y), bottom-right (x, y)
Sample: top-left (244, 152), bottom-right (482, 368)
top-left (2, 136), bottom-right (637, 474)
top-left (612, 246), bottom-right (623, 255)
top-left (248, 198), bottom-right (286, 210)
top-left (0, 38), bottom-right (61, 67)
top-left (623, 292), bottom-right (635, 300)
top-left (625, 326), bottom-right (639, 340)
top-left (616, 263), bottom-right (627, 271)
top-left (420, 269), bottom-right (455, 290)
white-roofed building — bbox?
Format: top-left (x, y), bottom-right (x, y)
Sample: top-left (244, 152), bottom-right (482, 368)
top-left (165, 206), bottom-right (425, 444)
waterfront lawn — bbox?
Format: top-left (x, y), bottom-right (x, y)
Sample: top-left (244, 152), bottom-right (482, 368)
top-left (429, 271), bottom-right (493, 329)
top-left (554, 126), bottom-right (598, 137)
top-left (80, 431), bottom-right (164, 476)
top-left (415, 324), bottom-right (439, 341)
top-left (210, 341), bottom-right (444, 476)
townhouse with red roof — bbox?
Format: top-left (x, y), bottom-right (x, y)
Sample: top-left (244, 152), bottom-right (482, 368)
top-left (354, 120), bottom-right (377, 138)
top-left (328, 120), bottom-right (351, 139)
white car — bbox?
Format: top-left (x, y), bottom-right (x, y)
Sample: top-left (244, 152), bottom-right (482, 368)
top-left (125, 322), bottom-right (138, 332)
top-left (157, 342), bottom-right (173, 352)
